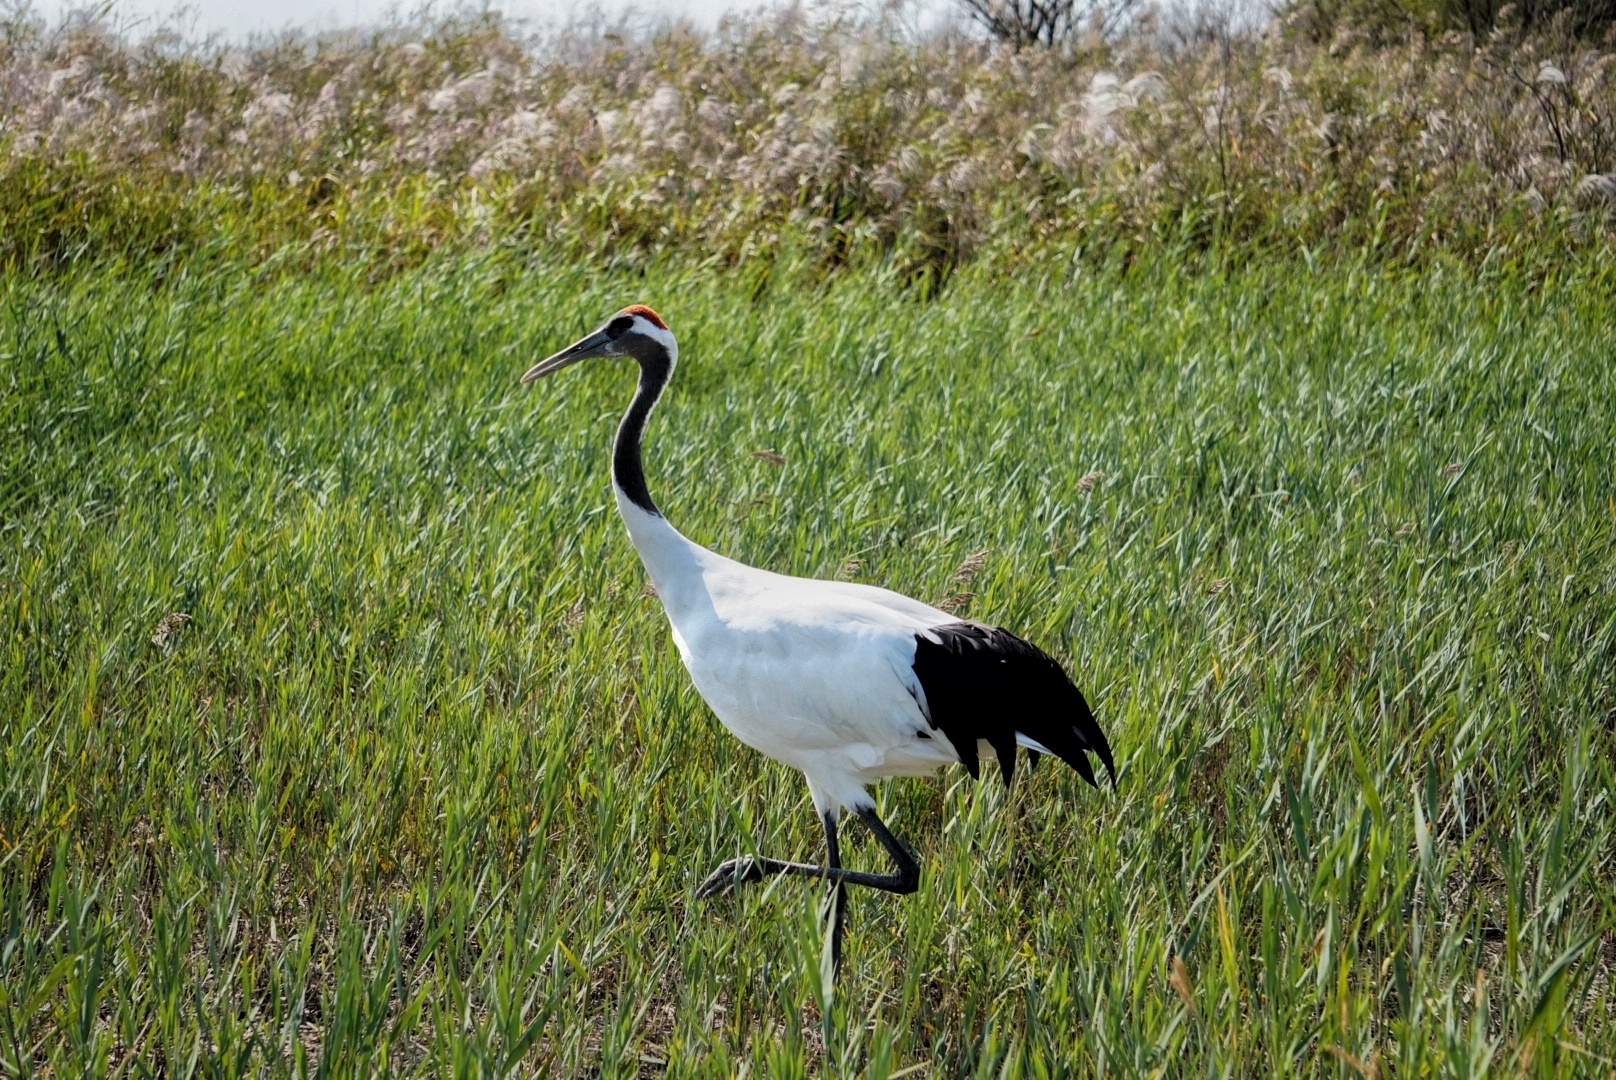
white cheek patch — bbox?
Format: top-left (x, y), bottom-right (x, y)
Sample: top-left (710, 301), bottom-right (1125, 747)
top-left (637, 320), bottom-right (678, 367)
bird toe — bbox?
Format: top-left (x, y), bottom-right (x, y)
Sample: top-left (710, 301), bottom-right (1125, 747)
top-left (696, 856), bottom-right (764, 898)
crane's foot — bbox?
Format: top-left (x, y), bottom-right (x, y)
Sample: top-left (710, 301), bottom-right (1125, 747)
top-left (696, 856), bottom-right (769, 898)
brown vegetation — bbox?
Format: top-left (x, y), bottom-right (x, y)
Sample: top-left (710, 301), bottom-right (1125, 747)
top-left (1, 2), bottom-right (1613, 277)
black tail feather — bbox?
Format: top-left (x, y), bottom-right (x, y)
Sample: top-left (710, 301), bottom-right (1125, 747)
top-left (911, 622), bottom-right (1115, 791)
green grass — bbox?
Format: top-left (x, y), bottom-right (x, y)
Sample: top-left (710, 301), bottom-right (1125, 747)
top-left (2, 248), bottom-right (1614, 1076)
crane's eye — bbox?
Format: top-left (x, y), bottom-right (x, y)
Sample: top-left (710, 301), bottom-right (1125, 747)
top-left (606, 316), bottom-right (635, 338)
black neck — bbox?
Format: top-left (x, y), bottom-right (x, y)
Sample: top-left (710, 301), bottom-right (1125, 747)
top-left (612, 338), bottom-right (673, 516)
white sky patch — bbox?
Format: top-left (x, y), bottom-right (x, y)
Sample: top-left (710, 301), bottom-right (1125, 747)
top-left (29, 0), bottom-right (961, 39)
top-left (32, 0), bottom-right (729, 38)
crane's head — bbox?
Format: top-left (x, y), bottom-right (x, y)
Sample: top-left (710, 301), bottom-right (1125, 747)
top-left (520, 305), bottom-right (674, 383)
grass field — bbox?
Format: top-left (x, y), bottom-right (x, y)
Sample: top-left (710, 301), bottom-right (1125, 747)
top-left (3, 248), bottom-right (1615, 1076)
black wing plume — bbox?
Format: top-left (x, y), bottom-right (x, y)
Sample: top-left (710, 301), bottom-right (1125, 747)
top-left (911, 622), bottom-right (1114, 788)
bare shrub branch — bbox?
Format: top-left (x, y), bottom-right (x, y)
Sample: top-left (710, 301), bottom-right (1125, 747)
top-left (956, 0), bottom-right (1140, 47)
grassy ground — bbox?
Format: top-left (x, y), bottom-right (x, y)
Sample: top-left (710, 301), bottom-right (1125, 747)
top-left (2, 248), bottom-right (1615, 1076)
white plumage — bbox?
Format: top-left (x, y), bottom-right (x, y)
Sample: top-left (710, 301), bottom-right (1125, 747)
top-left (620, 490), bottom-right (958, 815)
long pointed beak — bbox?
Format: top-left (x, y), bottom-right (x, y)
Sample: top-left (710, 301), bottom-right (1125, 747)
top-left (520, 328), bottom-right (613, 383)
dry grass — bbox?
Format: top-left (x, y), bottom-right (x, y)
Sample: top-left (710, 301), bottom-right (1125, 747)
top-left (1, 2), bottom-right (1613, 277)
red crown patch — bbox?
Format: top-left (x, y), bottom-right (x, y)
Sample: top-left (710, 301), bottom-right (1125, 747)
top-left (620, 304), bottom-right (667, 329)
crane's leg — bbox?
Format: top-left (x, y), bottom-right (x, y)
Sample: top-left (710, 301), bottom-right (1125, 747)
top-left (823, 813), bottom-right (848, 971)
top-left (695, 805), bottom-right (921, 901)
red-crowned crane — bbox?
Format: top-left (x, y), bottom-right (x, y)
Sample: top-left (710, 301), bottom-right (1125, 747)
top-left (522, 305), bottom-right (1115, 969)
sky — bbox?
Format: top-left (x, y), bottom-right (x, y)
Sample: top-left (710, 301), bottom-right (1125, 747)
top-left (28, 0), bottom-right (1256, 46)
top-left (29, 0), bottom-right (929, 38)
